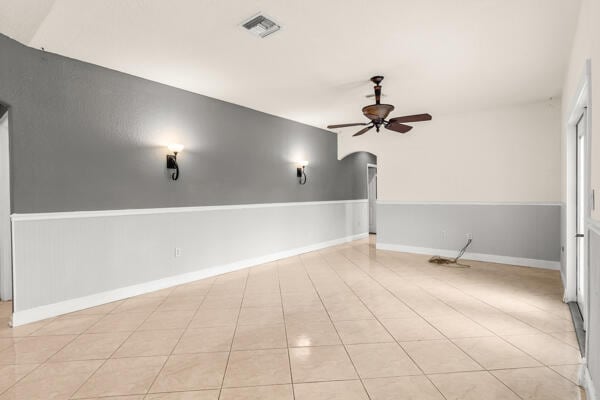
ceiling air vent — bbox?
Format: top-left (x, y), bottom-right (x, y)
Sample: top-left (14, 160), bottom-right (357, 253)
top-left (242, 13), bottom-right (281, 38)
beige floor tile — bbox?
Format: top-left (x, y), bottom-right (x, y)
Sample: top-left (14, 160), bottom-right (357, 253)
top-left (286, 320), bottom-right (341, 347)
top-left (363, 376), bottom-right (445, 400)
top-left (0, 302), bottom-right (12, 318)
top-left (0, 318), bottom-right (51, 338)
top-left (334, 319), bottom-right (393, 344)
top-left (452, 336), bottom-right (541, 369)
top-left (0, 335), bottom-right (76, 365)
top-left (150, 353), bottom-right (228, 392)
top-left (220, 384), bottom-right (293, 400)
top-left (201, 295), bottom-right (243, 309)
top-left (145, 390), bottom-right (219, 399)
top-left (550, 364), bottom-right (582, 384)
top-left (112, 329), bottom-right (183, 358)
top-left (429, 371), bottom-right (521, 400)
top-left (174, 326), bottom-right (235, 353)
top-left (188, 308), bottom-right (239, 328)
top-left (0, 238), bottom-right (581, 400)
top-left (244, 281), bottom-right (279, 295)
top-left (550, 331), bottom-right (581, 349)
top-left (112, 297), bottom-right (163, 314)
top-left (0, 364), bottom-right (38, 394)
top-left (502, 333), bottom-right (582, 365)
top-left (223, 349), bottom-right (291, 387)
top-left (237, 306), bottom-right (284, 326)
top-left (31, 315), bottom-right (102, 336)
top-left (401, 339), bottom-right (482, 374)
top-left (50, 332), bottom-right (129, 361)
top-left (156, 296), bottom-right (205, 312)
top-left (242, 292), bottom-right (282, 308)
top-left (87, 312), bottom-right (150, 333)
top-left (138, 310), bottom-right (195, 331)
top-left (425, 313), bottom-right (494, 338)
top-left (325, 303), bottom-right (374, 321)
top-left (404, 298), bottom-right (456, 319)
top-left (294, 380), bottom-right (369, 399)
top-left (289, 345), bottom-right (357, 383)
top-left (82, 395), bottom-right (144, 399)
top-left (361, 296), bottom-right (418, 319)
top-left (74, 356), bottom-right (167, 398)
top-left (492, 367), bottom-right (583, 400)
top-left (347, 343), bottom-right (421, 378)
top-left (279, 279), bottom-right (316, 293)
top-left (511, 310), bottom-right (576, 333)
top-left (232, 323), bottom-right (287, 350)
top-left (1, 360), bottom-right (101, 400)
top-left (283, 306), bottom-right (331, 323)
top-left (281, 292), bottom-right (322, 309)
top-left (380, 317), bottom-right (444, 342)
top-left (0, 338), bottom-right (16, 352)
top-left (471, 312), bottom-right (540, 336)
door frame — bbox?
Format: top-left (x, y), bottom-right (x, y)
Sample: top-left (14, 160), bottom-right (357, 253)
top-left (575, 110), bottom-right (588, 316)
top-left (565, 60), bottom-right (591, 337)
top-left (0, 104), bottom-right (12, 301)
top-left (367, 163), bottom-right (377, 234)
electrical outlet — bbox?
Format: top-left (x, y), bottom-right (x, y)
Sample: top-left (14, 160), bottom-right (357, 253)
top-left (441, 230), bottom-right (447, 241)
top-left (175, 248), bottom-right (182, 257)
top-left (466, 233), bottom-right (473, 240)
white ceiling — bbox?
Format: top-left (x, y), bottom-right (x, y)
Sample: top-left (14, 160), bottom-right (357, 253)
top-left (0, 0), bottom-right (581, 131)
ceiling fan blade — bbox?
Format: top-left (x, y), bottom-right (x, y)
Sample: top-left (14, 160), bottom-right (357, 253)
top-left (385, 122), bottom-right (413, 134)
top-left (389, 113), bottom-right (432, 124)
top-left (327, 123), bottom-right (368, 129)
top-left (353, 125), bottom-right (374, 137)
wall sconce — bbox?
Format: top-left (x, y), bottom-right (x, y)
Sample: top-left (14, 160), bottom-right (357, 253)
top-left (166, 143), bottom-right (184, 180)
top-left (297, 160), bottom-right (308, 185)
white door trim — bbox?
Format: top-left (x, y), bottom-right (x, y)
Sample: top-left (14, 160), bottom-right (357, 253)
top-left (367, 163), bottom-right (377, 234)
top-left (564, 59), bottom-right (591, 337)
top-left (0, 108), bottom-right (12, 301)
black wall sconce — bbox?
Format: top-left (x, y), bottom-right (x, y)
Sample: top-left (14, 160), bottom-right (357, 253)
top-left (297, 160), bottom-right (308, 185)
top-left (166, 143), bottom-right (184, 180)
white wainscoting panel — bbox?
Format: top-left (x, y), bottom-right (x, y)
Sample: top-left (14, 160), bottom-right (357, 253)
top-left (11, 200), bottom-right (368, 325)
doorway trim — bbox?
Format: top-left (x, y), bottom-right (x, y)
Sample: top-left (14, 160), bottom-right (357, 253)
top-left (565, 60), bottom-right (591, 338)
top-left (0, 104), bottom-right (12, 301)
top-left (367, 163), bottom-right (377, 234)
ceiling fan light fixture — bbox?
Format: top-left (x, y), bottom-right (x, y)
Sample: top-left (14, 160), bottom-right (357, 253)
top-left (327, 76), bottom-right (433, 137)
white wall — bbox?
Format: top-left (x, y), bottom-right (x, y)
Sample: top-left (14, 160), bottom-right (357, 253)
top-left (562, 0), bottom-right (599, 217)
top-left (10, 200), bottom-right (368, 325)
top-left (339, 100), bottom-right (561, 202)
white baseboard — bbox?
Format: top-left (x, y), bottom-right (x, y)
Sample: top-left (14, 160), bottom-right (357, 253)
top-left (582, 366), bottom-right (598, 400)
top-left (376, 242), bottom-right (560, 270)
top-left (11, 232), bottom-right (368, 326)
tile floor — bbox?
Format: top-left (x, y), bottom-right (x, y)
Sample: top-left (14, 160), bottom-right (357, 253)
top-left (0, 236), bottom-right (585, 399)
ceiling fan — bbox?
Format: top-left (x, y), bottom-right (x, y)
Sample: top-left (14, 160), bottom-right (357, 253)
top-left (327, 76), bottom-right (432, 136)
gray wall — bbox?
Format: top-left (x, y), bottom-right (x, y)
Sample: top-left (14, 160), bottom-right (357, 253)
top-left (378, 203), bottom-right (561, 262)
top-left (0, 34), bottom-right (375, 213)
